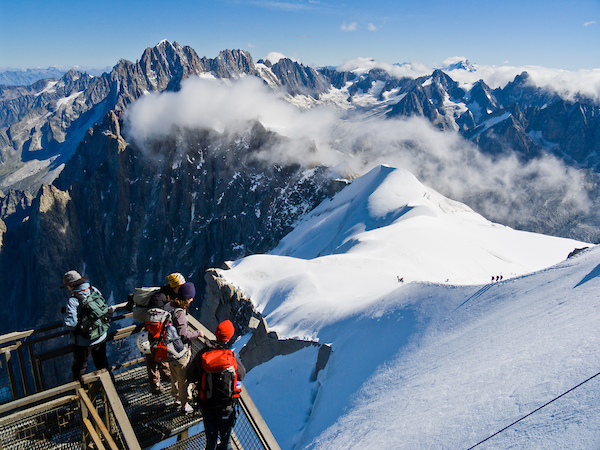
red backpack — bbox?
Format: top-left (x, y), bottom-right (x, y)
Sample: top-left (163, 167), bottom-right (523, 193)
top-left (145, 308), bottom-right (186, 362)
top-left (198, 348), bottom-right (241, 410)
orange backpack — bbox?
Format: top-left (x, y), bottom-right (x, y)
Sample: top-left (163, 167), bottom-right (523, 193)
top-left (198, 348), bottom-right (241, 410)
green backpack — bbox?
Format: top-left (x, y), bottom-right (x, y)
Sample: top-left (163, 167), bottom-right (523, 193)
top-left (76, 288), bottom-right (112, 341)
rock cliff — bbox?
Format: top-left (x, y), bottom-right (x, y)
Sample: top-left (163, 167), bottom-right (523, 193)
top-left (0, 110), bottom-right (343, 333)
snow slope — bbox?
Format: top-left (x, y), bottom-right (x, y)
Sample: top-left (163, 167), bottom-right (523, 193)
top-left (223, 165), bottom-right (599, 449)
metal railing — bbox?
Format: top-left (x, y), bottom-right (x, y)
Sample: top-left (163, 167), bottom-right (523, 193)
top-left (0, 304), bottom-right (142, 400)
top-left (0, 303), bottom-right (280, 450)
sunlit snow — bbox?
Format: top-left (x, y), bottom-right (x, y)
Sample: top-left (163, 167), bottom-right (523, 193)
top-left (220, 165), bottom-right (599, 449)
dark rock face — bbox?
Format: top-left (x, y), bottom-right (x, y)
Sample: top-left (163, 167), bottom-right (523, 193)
top-left (203, 268), bottom-right (260, 336)
top-left (0, 188), bottom-right (33, 229)
top-left (269, 58), bottom-right (330, 97)
top-left (319, 67), bottom-right (356, 90)
top-left (0, 184), bottom-right (80, 331)
top-left (0, 111), bottom-right (343, 333)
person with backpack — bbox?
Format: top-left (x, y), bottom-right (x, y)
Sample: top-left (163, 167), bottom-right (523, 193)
top-left (60, 270), bottom-right (111, 383)
top-left (132, 272), bottom-right (186, 394)
top-left (163, 282), bottom-right (204, 414)
top-left (131, 272), bottom-right (186, 323)
top-left (187, 320), bottom-right (246, 450)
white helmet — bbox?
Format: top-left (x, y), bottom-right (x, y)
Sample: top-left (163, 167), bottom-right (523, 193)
top-left (136, 331), bottom-right (151, 355)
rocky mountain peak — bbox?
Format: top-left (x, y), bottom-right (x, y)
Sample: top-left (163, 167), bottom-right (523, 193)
top-left (0, 188), bottom-right (32, 229)
top-left (208, 49), bottom-right (257, 78)
top-left (269, 57), bottom-right (330, 97)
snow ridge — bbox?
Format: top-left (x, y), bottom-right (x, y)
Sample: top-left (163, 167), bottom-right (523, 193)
top-left (222, 165), bottom-right (596, 449)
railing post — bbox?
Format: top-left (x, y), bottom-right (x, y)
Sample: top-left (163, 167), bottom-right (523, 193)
top-left (16, 344), bottom-right (30, 396)
top-left (78, 386), bottom-right (120, 450)
top-left (78, 387), bottom-right (92, 450)
top-left (26, 344), bottom-right (42, 393)
top-left (96, 370), bottom-right (142, 450)
top-left (2, 350), bottom-right (16, 403)
top-left (34, 356), bottom-right (46, 392)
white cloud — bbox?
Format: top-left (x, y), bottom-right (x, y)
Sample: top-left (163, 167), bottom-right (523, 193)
top-left (584, 20), bottom-right (597, 27)
top-left (252, 1), bottom-right (312, 11)
top-left (442, 56), bottom-right (469, 66)
top-left (263, 52), bottom-right (295, 64)
top-left (124, 75), bottom-right (592, 230)
top-left (367, 23), bottom-right (378, 31)
top-left (447, 64), bottom-right (600, 103)
top-left (124, 75), bottom-right (340, 166)
top-left (337, 57), bottom-right (431, 78)
top-left (341, 22), bottom-right (358, 32)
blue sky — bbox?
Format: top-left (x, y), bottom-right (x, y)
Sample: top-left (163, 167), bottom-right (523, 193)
top-left (1, 0), bottom-right (599, 71)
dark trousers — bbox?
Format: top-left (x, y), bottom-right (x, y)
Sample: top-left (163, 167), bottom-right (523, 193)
top-left (145, 354), bottom-right (171, 385)
top-left (72, 340), bottom-right (109, 382)
top-left (203, 407), bottom-right (236, 450)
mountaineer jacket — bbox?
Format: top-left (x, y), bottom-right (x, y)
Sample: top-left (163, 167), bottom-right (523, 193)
top-left (163, 302), bottom-right (202, 344)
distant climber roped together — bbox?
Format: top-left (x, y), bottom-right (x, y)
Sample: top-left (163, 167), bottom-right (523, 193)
top-left (60, 269), bottom-right (246, 449)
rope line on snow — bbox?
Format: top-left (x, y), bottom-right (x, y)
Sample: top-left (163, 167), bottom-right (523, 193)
top-left (467, 370), bottom-right (600, 449)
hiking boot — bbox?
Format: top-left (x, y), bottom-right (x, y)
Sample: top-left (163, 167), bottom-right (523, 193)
top-left (181, 403), bottom-right (194, 414)
top-left (150, 384), bottom-right (162, 395)
top-left (166, 399), bottom-right (181, 407)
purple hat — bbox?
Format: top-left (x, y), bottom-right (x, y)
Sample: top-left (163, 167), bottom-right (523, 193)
top-left (177, 282), bottom-right (196, 300)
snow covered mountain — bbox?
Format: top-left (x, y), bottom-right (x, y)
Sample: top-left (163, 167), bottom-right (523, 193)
top-left (2, 40), bottom-right (599, 198)
top-left (217, 165), bottom-right (598, 449)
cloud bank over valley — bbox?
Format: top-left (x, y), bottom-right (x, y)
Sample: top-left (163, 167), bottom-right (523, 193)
top-left (125, 74), bottom-right (596, 241)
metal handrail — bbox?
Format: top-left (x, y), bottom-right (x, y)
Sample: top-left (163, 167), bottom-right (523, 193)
top-left (0, 302), bottom-right (134, 399)
top-left (78, 384), bottom-right (121, 450)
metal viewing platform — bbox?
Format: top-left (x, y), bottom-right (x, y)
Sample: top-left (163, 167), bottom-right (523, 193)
top-left (0, 303), bottom-right (280, 450)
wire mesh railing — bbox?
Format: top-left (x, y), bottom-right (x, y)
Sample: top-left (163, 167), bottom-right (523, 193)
top-left (1, 398), bottom-right (82, 450)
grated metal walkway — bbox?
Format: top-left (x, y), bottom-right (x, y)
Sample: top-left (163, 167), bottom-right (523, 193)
top-left (113, 365), bottom-right (204, 448)
top-left (0, 400), bottom-right (82, 450)
top-left (0, 365), bottom-right (205, 450)
top-left (163, 432), bottom-right (208, 449)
